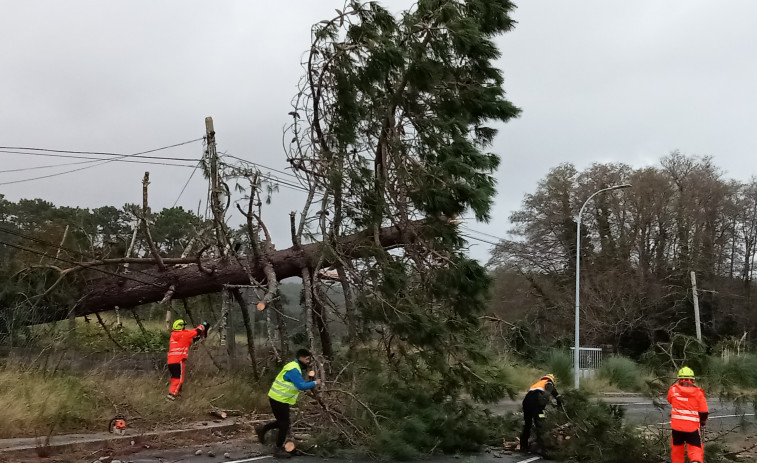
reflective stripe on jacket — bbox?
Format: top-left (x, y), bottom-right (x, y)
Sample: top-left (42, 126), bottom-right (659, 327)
top-left (167, 328), bottom-right (200, 363)
top-left (667, 381), bottom-right (708, 432)
top-left (268, 361), bottom-right (302, 405)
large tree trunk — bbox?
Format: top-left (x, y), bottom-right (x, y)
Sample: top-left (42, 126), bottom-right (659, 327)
top-left (19, 222), bottom-right (416, 325)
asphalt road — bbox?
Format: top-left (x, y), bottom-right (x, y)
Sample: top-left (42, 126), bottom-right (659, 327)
top-left (123, 444), bottom-right (544, 463)
top-left (606, 395), bottom-right (757, 432)
top-left (105, 395), bottom-right (757, 463)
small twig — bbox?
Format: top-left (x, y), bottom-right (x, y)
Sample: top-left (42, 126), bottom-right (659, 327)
top-left (95, 312), bottom-right (125, 350)
top-left (323, 389), bottom-right (382, 429)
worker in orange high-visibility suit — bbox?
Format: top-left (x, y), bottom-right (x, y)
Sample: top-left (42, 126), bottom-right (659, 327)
top-left (166, 319), bottom-right (209, 400)
top-left (521, 373), bottom-right (562, 453)
top-left (667, 366), bottom-right (708, 463)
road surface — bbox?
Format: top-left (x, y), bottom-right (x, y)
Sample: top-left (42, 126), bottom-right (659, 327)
top-left (125, 395), bottom-right (756, 463)
top-left (605, 395), bottom-right (757, 432)
top-left (123, 443), bottom-right (545, 463)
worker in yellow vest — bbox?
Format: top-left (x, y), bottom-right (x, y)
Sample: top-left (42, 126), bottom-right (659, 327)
top-left (520, 373), bottom-right (562, 453)
top-left (256, 349), bottom-right (321, 458)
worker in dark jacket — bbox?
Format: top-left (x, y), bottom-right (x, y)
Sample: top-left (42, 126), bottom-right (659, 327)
top-left (521, 373), bottom-right (562, 453)
top-left (667, 366), bottom-right (708, 463)
top-left (166, 319), bottom-right (208, 400)
top-left (256, 349), bottom-right (321, 458)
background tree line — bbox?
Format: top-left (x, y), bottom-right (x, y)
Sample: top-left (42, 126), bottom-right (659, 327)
top-left (0, 196), bottom-right (207, 333)
top-left (489, 151), bottom-right (757, 357)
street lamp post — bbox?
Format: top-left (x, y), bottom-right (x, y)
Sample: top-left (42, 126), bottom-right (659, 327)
top-left (574, 183), bottom-right (632, 389)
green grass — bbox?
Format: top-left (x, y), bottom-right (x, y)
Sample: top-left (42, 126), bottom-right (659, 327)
top-left (0, 363), bottom-right (270, 439)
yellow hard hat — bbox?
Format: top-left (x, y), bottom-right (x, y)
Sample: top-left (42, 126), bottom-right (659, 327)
top-left (172, 319), bottom-right (186, 331)
top-left (677, 366), bottom-right (695, 380)
top-left (542, 374), bottom-right (556, 383)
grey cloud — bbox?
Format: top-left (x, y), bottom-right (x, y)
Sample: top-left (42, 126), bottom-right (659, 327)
top-left (2, 1), bottom-right (757, 262)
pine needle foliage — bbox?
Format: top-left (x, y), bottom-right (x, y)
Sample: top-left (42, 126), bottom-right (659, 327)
top-left (545, 390), bottom-right (667, 463)
top-left (285, 0), bottom-right (521, 454)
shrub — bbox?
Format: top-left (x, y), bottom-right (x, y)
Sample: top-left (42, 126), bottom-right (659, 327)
top-left (599, 355), bottom-right (645, 391)
top-left (705, 353), bottom-right (757, 392)
top-left (641, 334), bottom-right (708, 378)
top-left (360, 380), bottom-right (512, 459)
top-left (543, 390), bottom-right (665, 462)
top-left (543, 349), bottom-right (574, 387)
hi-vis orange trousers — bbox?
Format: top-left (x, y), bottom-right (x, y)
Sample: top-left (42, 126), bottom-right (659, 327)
top-left (671, 429), bottom-right (704, 463)
top-left (167, 360), bottom-right (185, 396)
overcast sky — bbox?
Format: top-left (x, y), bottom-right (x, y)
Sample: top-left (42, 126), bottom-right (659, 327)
top-left (2, 1), bottom-right (757, 262)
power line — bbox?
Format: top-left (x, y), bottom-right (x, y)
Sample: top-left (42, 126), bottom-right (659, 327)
top-left (0, 149), bottom-right (198, 164)
top-left (0, 138), bottom-right (203, 186)
top-left (222, 153), bottom-right (299, 179)
top-left (173, 161), bottom-right (203, 207)
top-left (0, 138), bottom-right (204, 186)
top-left (460, 225), bottom-right (505, 242)
top-left (0, 138), bottom-right (203, 159)
top-left (460, 233), bottom-right (500, 247)
top-left (0, 158), bottom-right (117, 186)
top-left (0, 156), bottom-right (195, 174)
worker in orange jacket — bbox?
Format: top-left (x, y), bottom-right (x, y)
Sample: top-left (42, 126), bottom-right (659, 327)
top-left (521, 373), bottom-right (562, 453)
top-left (667, 366), bottom-right (708, 463)
top-left (167, 319), bottom-right (209, 400)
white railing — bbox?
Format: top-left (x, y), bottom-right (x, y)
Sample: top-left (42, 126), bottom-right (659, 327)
top-left (570, 347), bottom-right (603, 378)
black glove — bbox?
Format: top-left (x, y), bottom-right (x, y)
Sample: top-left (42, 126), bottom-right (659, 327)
top-left (200, 322), bottom-right (210, 338)
top-left (556, 397), bottom-right (564, 407)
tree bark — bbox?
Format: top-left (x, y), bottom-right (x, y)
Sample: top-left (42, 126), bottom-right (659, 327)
top-left (231, 288), bottom-right (259, 379)
top-left (272, 299), bottom-right (290, 359)
top-left (301, 267), bottom-right (316, 354)
top-left (336, 264), bottom-right (357, 348)
top-left (312, 283), bottom-right (334, 359)
top-left (28, 222), bottom-right (414, 325)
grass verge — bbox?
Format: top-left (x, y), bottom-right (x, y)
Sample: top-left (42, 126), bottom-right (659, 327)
top-left (0, 364), bottom-right (269, 439)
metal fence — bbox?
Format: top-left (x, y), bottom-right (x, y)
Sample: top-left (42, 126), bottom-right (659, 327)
top-left (570, 347), bottom-right (603, 378)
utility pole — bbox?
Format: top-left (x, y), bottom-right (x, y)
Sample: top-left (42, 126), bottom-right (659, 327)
top-left (691, 271), bottom-right (702, 342)
top-left (205, 116), bottom-right (228, 255)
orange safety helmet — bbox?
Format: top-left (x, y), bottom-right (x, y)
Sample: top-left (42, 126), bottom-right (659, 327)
top-left (541, 374), bottom-right (556, 383)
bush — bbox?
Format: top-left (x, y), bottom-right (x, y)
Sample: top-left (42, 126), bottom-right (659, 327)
top-left (534, 389), bottom-right (735, 462)
top-left (641, 334), bottom-right (708, 378)
top-left (705, 353), bottom-right (757, 392)
top-left (599, 355), bottom-right (645, 391)
top-left (543, 349), bottom-right (574, 387)
top-left (361, 380), bottom-right (511, 459)
top-left (542, 390), bottom-right (666, 462)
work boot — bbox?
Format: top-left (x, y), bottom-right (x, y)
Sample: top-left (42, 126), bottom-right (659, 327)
top-left (255, 425), bottom-right (266, 444)
top-left (166, 393), bottom-right (177, 401)
top-left (273, 447), bottom-right (292, 459)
